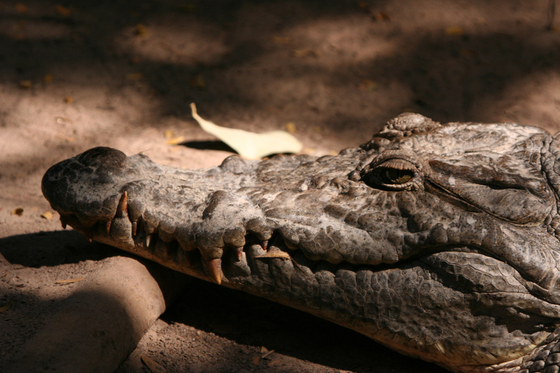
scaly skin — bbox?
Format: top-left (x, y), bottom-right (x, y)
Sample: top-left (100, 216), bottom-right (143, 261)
top-left (42, 113), bottom-right (560, 373)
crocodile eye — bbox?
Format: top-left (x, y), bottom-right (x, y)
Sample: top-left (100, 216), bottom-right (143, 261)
top-left (379, 168), bottom-right (413, 184)
top-left (358, 158), bottom-right (419, 190)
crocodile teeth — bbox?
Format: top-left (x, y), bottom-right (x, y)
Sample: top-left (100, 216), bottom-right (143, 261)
top-left (116, 191), bottom-right (128, 218)
top-left (105, 221), bottom-right (112, 235)
top-left (146, 234), bottom-right (153, 248)
top-left (205, 258), bottom-right (223, 285)
top-left (262, 240), bottom-right (269, 251)
top-left (234, 246), bottom-right (244, 261)
top-left (82, 228), bottom-right (93, 242)
top-left (131, 221), bottom-right (137, 236)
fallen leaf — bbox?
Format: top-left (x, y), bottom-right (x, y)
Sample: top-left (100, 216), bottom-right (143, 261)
top-left (166, 136), bottom-right (185, 145)
top-left (191, 103), bottom-right (303, 159)
top-left (64, 96), bottom-right (73, 103)
top-left (260, 347), bottom-right (269, 353)
top-left (285, 122), bottom-right (297, 134)
top-left (141, 355), bottom-right (167, 373)
top-left (11, 208), bottom-right (23, 216)
top-left (41, 211), bottom-right (53, 220)
top-left (445, 26), bottom-right (464, 36)
top-left (0, 300), bottom-right (13, 313)
top-left (54, 5), bottom-right (71, 16)
top-left (55, 277), bottom-right (84, 284)
top-left (19, 80), bottom-right (32, 89)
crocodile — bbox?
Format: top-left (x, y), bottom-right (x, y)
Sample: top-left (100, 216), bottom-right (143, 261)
top-left (41, 113), bottom-right (560, 373)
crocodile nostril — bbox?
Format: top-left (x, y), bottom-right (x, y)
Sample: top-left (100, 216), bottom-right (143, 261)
top-left (76, 147), bottom-right (127, 169)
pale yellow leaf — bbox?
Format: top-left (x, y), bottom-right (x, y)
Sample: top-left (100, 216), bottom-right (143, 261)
top-left (166, 136), bottom-right (185, 145)
top-left (41, 211), bottom-right (53, 219)
top-left (191, 103), bottom-right (302, 159)
top-left (285, 122), bottom-right (297, 133)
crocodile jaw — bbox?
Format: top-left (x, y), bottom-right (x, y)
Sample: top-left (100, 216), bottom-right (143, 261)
top-left (41, 114), bottom-right (560, 372)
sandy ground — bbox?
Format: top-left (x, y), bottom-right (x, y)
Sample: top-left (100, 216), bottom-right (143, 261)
top-left (2, 0), bottom-right (560, 372)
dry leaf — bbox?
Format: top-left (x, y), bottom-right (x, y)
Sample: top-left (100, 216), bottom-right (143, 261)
top-left (54, 5), bottom-right (71, 16)
top-left (191, 103), bottom-right (302, 160)
top-left (285, 122), bottom-right (297, 134)
top-left (0, 300), bottom-right (13, 313)
top-left (41, 211), bottom-right (53, 220)
top-left (11, 208), bottom-right (23, 216)
top-left (55, 277), bottom-right (84, 284)
top-left (64, 96), bottom-right (73, 103)
top-left (19, 80), bottom-right (32, 89)
top-left (141, 355), bottom-right (166, 373)
top-left (260, 346), bottom-right (269, 353)
top-left (166, 136), bottom-right (185, 145)
top-left (445, 26), bottom-right (464, 36)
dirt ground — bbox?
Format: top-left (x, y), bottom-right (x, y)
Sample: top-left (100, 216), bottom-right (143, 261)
top-left (2, 0), bottom-right (560, 372)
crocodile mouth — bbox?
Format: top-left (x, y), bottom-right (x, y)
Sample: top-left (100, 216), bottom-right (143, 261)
top-left (57, 191), bottom-right (365, 286)
top-left (55, 190), bottom-right (540, 299)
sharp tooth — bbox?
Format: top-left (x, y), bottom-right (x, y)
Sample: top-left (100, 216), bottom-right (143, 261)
top-left (82, 228), bottom-right (93, 242)
top-left (105, 221), bottom-right (112, 235)
top-left (146, 234), bottom-right (152, 247)
top-left (116, 191), bottom-right (128, 218)
top-left (132, 221), bottom-right (137, 236)
top-left (262, 240), bottom-right (269, 251)
top-left (234, 247), bottom-right (244, 261)
top-left (205, 258), bottom-right (222, 285)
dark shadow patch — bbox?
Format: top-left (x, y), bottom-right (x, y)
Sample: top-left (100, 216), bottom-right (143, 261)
top-left (181, 140), bottom-right (237, 153)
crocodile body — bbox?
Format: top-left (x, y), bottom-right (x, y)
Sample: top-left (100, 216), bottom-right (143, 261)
top-left (42, 113), bottom-right (560, 373)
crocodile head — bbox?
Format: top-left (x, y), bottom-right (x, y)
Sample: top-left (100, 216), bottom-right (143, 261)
top-left (42, 113), bottom-right (560, 373)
